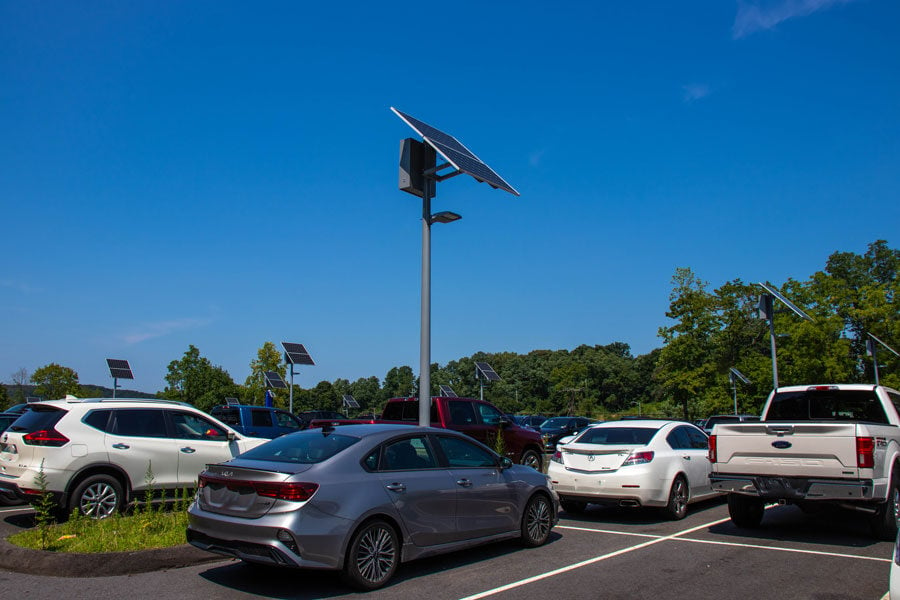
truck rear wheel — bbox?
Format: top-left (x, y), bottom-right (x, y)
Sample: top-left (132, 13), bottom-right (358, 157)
top-left (727, 494), bottom-right (764, 528)
top-left (870, 471), bottom-right (900, 541)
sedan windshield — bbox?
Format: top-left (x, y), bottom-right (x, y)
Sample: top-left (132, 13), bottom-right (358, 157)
top-left (239, 432), bottom-right (360, 464)
top-left (541, 417), bottom-right (571, 428)
top-left (576, 427), bottom-right (658, 445)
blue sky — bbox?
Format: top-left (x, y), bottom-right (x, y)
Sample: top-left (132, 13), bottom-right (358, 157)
top-left (2, 1), bottom-right (898, 394)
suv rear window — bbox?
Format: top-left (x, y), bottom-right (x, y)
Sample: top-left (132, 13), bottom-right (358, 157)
top-left (7, 406), bottom-right (65, 433)
top-left (239, 432), bottom-right (359, 464)
top-left (767, 389), bottom-right (888, 423)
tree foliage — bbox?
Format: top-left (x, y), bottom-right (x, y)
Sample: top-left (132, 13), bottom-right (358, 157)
top-left (30, 363), bottom-right (81, 400)
top-left (161, 345), bottom-right (238, 413)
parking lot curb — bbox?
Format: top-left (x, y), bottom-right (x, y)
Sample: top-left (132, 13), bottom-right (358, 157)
top-left (0, 536), bottom-right (225, 577)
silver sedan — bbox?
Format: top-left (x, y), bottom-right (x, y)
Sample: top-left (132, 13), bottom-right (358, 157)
top-left (187, 424), bottom-right (558, 590)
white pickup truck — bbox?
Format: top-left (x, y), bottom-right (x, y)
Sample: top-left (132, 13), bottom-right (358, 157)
top-left (709, 384), bottom-right (900, 539)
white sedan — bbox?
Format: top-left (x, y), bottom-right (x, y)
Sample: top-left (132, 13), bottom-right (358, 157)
top-left (547, 419), bottom-right (719, 519)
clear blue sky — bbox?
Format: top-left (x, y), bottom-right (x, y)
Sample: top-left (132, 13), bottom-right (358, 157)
top-left (2, 1), bottom-right (898, 394)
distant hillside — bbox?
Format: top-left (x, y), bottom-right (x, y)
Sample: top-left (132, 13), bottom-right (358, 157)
top-left (2, 383), bottom-right (158, 406)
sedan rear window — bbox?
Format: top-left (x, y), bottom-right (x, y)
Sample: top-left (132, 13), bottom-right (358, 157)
top-left (576, 427), bottom-right (658, 445)
top-left (239, 432), bottom-right (359, 464)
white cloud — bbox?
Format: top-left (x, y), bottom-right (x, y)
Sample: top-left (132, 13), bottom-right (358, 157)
top-left (0, 279), bottom-right (39, 293)
top-left (122, 317), bottom-right (213, 345)
top-left (733, 0), bottom-right (857, 39)
top-left (682, 83), bottom-right (711, 103)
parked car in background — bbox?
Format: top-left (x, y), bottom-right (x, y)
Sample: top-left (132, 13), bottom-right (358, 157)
top-left (307, 396), bottom-right (547, 471)
top-left (0, 413), bottom-right (19, 433)
top-left (210, 404), bottom-right (304, 438)
top-left (511, 415), bottom-right (547, 430)
top-left (701, 413), bottom-right (759, 435)
top-left (298, 410), bottom-right (348, 427)
top-left (548, 420), bottom-right (718, 519)
top-left (0, 413), bottom-right (23, 505)
top-left (187, 424), bottom-right (557, 590)
top-left (0, 398), bottom-right (267, 518)
top-left (538, 416), bottom-right (593, 451)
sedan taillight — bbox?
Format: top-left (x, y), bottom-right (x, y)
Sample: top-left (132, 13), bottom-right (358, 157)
top-left (622, 451), bottom-right (654, 466)
top-left (550, 450), bottom-right (563, 464)
top-left (199, 474), bottom-right (318, 502)
top-left (23, 428), bottom-right (69, 447)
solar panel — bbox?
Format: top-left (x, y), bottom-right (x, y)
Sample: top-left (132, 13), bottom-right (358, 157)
top-left (729, 368), bottom-right (752, 385)
top-left (106, 358), bottom-right (134, 380)
top-left (342, 394), bottom-right (360, 409)
top-left (225, 397), bottom-right (240, 406)
top-left (757, 282), bottom-right (813, 322)
top-left (475, 362), bottom-right (501, 382)
top-left (282, 342), bottom-right (315, 366)
top-left (391, 107), bottom-right (520, 197)
top-left (264, 371), bottom-right (288, 389)
top-left (439, 384), bottom-right (458, 398)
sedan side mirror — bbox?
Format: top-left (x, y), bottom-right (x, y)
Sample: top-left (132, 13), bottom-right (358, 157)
top-left (499, 457), bottom-right (514, 470)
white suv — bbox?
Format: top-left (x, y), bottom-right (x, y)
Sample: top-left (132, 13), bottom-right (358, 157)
top-left (0, 398), bottom-right (268, 518)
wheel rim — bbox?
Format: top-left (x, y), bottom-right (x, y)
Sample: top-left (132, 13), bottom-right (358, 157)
top-left (672, 480), bottom-right (687, 516)
top-left (79, 482), bottom-right (119, 519)
top-left (526, 497), bottom-right (551, 542)
top-left (522, 452), bottom-right (540, 470)
top-left (355, 525), bottom-right (396, 584)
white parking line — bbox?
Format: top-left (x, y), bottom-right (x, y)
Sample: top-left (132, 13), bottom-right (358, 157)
top-left (672, 535), bottom-right (891, 563)
top-left (458, 517), bottom-right (731, 600)
top-left (558, 524), bottom-right (892, 563)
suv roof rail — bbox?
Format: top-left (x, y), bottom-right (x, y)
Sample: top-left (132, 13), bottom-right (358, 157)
top-left (73, 398), bottom-right (189, 407)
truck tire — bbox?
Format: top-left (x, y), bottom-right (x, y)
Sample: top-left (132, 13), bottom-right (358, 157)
top-left (727, 493), bottom-right (764, 529)
top-left (520, 449), bottom-right (542, 471)
top-left (870, 471), bottom-right (900, 541)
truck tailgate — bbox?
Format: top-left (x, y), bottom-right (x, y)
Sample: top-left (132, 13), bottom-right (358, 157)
top-left (714, 423), bottom-right (860, 479)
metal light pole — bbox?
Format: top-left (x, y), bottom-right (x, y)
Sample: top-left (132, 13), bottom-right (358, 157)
top-left (758, 282), bottom-right (813, 390)
top-left (418, 175), bottom-right (461, 426)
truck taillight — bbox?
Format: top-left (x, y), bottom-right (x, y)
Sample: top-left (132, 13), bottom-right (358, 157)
top-left (708, 434), bottom-right (717, 463)
top-left (857, 437), bottom-right (875, 469)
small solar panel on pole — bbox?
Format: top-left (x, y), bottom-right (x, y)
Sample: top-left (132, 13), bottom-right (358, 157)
top-left (475, 362), bottom-right (501, 402)
top-left (394, 108), bottom-right (518, 427)
top-left (282, 342), bottom-right (315, 414)
top-left (439, 384), bottom-right (458, 398)
top-left (106, 359), bottom-right (134, 399)
top-left (728, 368), bottom-right (752, 415)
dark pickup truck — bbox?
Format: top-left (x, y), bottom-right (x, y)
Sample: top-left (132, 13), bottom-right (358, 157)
top-left (210, 404), bottom-right (304, 439)
top-left (310, 396), bottom-right (546, 470)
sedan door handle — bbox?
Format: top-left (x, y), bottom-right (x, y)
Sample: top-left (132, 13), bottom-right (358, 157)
top-left (385, 483), bottom-right (406, 493)
top-left (111, 443), bottom-right (130, 450)
top-left (683, 456), bottom-right (691, 460)
top-left (180, 447), bottom-right (196, 454)
top-left (456, 479), bottom-right (473, 488)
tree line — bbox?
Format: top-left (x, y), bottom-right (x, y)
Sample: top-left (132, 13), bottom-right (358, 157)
top-left (4, 240), bottom-right (897, 422)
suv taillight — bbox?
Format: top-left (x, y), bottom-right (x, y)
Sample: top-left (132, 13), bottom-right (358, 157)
top-left (856, 437), bottom-right (875, 469)
top-left (708, 435), bottom-right (717, 463)
top-left (199, 474), bottom-right (318, 502)
top-left (23, 428), bottom-right (69, 447)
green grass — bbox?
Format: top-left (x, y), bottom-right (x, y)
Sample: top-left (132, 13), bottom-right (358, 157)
top-left (9, 508), bottom-right (190, 553)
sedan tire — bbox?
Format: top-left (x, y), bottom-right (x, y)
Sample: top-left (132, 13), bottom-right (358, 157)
top-left (663, 476), bottom-right (689, 520)
top-left (341, 519), bottom-right (399, 591)
top-left (520, 493), bottom-right (553, 547)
